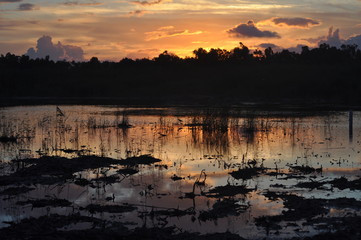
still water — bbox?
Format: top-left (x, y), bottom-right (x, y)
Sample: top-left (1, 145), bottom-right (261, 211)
top-left (0, 106), bottom-right (360, 239)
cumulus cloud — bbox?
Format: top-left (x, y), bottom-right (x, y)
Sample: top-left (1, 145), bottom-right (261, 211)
top-left (270, 17), bottom-right (320, 28)
top-left (314, 27), bottom-right (361, 48)
top-left (18, 3), bottom-right (38, 11)
top-left (319, 27), bottom-right (343, 47)
top-left (145, 26), bottom-right (202, 41)
top-left (228, 20), bottom-right (280, 38)
top-left (345, 34), bottom-right (361, 47)
top-left (25, 36), bottom-right (85, 61)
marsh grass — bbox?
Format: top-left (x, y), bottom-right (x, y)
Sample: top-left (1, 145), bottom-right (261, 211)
top-left (117, 111), bottom-right (132, 129)
top-left (0, 119), bottom-right (35, 145)
top-left (186, 109), bottom-right (230, 153)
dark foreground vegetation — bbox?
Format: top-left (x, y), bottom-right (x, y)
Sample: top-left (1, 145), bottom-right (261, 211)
top-left (1, 43), bottom-right (361, 107)
top-left (1, 155), bottom-right (361, 239)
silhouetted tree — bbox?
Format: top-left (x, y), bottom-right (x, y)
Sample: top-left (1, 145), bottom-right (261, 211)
top-left (253, 49), bottom-right (264, 61)
top-left (193, 48), bottom-right (208, 62)
top-left (154, 51), bottom-right (180, 63)
top-left (229, 42), bottom-right (252, 63)
top-left (264, 47), bottom-right (274, 60)
top-left (90, 57), bottom-right (100, 64)
top-left (1, 42), bottom-right (361, 106)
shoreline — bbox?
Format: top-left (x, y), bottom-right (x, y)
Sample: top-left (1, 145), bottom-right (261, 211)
top-left (1, 97), bottom-right (360, 111)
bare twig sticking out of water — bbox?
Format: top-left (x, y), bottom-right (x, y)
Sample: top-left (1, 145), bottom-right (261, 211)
top-left (187, 169), bottom-right (207, 199)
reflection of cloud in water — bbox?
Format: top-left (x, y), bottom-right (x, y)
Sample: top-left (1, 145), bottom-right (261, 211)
top-left (0, 106), bottom-right (361, 238)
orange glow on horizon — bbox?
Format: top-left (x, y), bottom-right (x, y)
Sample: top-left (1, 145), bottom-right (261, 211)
top-left (0, 0), bottom-right (360, 60)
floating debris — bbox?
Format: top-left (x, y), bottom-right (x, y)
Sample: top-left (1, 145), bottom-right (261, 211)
top-left (16, 198), bottom-right (72, 208)
top-left (0, 186), bottom-right (35, 196)
top-left (0, 155), bottom-right (161, 186)
top-left (82, 203), bottom-right (136, 214)
top-left (119, 155), bottom-right (162, 166)
top-left (229, 167), bottom-right (265, 180)
top-left (269, 183), bottom-right (286, 188)
top-left (263, 191), bottom-right (361, 225)
top-left (145, 207), bottom-right (194, 218)
top-left (117, 168), bottom-right (139, 176)
top-left (329, 177), bottom-right (361, 190)
top-left (295, 179), bottom-right (327, 190)
top-left (289, 165), bottom-right (322, 174)
top-left (171, 174), bottom-right (184, 181)
top-left (206, 184), bottom-right (253, 197)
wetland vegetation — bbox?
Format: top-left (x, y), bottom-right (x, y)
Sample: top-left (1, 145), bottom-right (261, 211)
top-left (0, 106), bottom-right (360, 239)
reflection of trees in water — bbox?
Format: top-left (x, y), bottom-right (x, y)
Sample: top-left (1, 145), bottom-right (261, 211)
top-left (231, 114), bottom-right (271, 160)
top-left (55, 107), bottom-right (66, 151)
top-left (1, 107), bottom-right (347, 165)
top-left (85, 112), bottom-right (134, 157)
top-left (2, 108), bottom-right (358, 237)
top-left (0, 117), bottom-right (35, 160)
top-left (39, 116), bottom-right (53, 155)
top-left (203, 127), bottom-right (229, 155)
top-left (70, 123), bottom-right (80, 151)
top-left (188, 110), bottom-right (230, 155)
top-left (186, 111), bottom-right (300, 158)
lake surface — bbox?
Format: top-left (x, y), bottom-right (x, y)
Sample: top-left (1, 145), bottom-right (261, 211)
top-left (0, 106), bottom-right (360, 239)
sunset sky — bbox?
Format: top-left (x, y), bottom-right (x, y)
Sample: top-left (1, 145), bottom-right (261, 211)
top-left (1, 0), bottom-right (361, 61)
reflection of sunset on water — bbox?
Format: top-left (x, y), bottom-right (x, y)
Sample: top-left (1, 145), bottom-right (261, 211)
top-left (0, 106), bottom-right (360, 238)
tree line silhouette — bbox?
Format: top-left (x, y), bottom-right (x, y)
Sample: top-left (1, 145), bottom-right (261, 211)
top-left (1, 43), bottom-right (361, 107)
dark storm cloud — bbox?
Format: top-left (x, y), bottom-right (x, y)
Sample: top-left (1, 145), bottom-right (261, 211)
top-left (272, 17), bottom-right (320, 28)
top-left (228, 21), bottom-right (280, 38)
top-left (18, 3), bottom-right (37, 11)
top-left (26, 36), bottom-right (84, 61)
